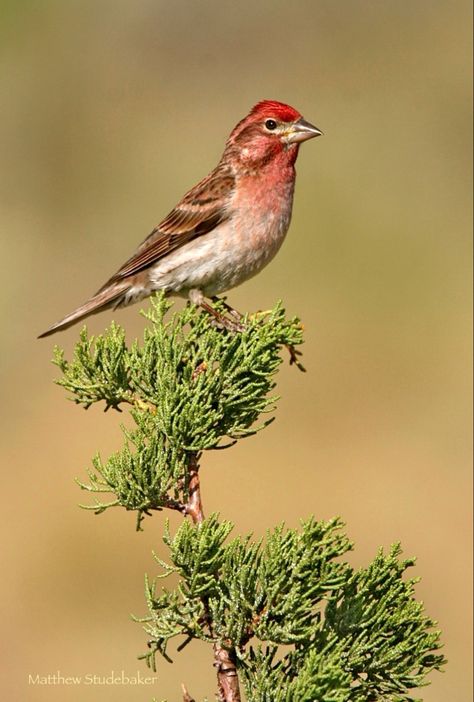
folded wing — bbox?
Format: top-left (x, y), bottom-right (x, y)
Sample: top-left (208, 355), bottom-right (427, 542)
top-left (96, 165), bottom-right (235, 291)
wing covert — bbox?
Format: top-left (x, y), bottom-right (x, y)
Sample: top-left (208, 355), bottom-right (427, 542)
top-left (97, 165), bottom-right (235, 289)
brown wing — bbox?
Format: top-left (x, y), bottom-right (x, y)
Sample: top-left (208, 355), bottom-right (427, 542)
top-left (97, 164), bottom-right (235, 292)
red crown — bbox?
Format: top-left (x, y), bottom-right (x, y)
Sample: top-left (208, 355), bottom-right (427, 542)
top-left (249, 100), bottom-right (301, 122)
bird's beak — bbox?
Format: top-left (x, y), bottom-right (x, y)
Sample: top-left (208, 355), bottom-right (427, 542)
top-left (285, 118), bottom-right (323, 144)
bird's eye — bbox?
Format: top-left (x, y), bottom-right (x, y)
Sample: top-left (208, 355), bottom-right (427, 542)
top-left (264, 119), bottom-right (278, 131)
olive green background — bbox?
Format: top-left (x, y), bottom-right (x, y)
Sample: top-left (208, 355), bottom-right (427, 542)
top-left (1, 1), bottom-right (471, 700)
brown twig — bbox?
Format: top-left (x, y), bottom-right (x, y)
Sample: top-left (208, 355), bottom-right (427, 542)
top-left (214, 643), bottom-right (241, 702)
top-left (286, 343), bottom-right (306, 372)
top-left (184, 452), bottom-right (205, 525)
top-left (161, 496), bottom-right (187, 515)
top-left (180, 452), bottom-right (242, 702)
top-left (181, 682), bottom-right (195, 702)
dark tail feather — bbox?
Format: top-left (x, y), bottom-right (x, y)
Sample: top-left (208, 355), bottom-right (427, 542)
top-left (38, 285), bottom-right (128, 339)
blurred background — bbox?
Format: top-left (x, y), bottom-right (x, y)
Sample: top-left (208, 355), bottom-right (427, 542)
top-left (1, 1), bottom-right (471, 700)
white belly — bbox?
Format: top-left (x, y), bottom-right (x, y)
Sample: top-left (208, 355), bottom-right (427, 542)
top-left (149, 193), bottom-right (294, 298)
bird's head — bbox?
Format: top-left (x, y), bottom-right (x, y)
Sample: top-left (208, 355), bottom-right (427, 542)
top-left (226, 100), bottom-right (322, 169)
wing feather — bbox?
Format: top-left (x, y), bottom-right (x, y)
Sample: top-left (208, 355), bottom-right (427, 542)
top-left (97, 166), bottom-right (235, 291)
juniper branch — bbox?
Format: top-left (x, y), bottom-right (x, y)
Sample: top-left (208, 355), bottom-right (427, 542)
top-left (53, 295), bottom-right (445, 701)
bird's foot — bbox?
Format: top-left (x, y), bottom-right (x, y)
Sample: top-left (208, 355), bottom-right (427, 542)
top-left (211, 296), bottom-right (244, 322)
top-left (200, 300), bottom-right (245, 333)
top-left (201, 298), bottom-right (306, 371)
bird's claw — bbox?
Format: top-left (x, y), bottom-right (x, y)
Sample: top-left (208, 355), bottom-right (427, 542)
top-left (201, 300), bottom-right (245, 333)
top-left (203, 298), bottom-right (245, 332)
top-left (209, 315), bottom-right (245, 333)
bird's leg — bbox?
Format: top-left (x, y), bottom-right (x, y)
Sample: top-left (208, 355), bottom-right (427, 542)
top-left (211, 296), bottom-right (243, 322)
top-left (199, 299), bottom-right (245, 333)
top-left (189, 289), bottom-right (243, 332)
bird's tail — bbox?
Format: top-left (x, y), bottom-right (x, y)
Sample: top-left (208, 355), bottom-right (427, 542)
top-left (38, 284), bottom-right (129, 338)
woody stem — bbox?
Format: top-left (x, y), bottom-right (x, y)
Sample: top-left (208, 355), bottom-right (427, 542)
top-left (183, 452), bottom-right (241, 702)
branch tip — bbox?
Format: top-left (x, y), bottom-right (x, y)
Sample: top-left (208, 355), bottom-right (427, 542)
top-left (181, 682), bottom-right (195, 702)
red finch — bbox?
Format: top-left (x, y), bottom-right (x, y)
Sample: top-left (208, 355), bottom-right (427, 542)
top-left (39, 100), bottom-right (322, 338)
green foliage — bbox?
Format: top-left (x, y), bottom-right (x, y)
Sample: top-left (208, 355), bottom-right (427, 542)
top-left (141, 518), bottom-right (444, 702)
top-left (53, 296), bottom-right (445, 700)
top-left (54, 295), bottom-right (303, 521)
top-left (139, 515), bottom-right (351, 663)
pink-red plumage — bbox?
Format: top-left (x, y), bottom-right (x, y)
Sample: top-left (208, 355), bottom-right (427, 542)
top-left (39, 101), bottom-right (321, 338)
top-left (249, 100), bottom-right (302, 122)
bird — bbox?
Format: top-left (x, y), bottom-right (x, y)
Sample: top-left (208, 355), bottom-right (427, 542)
top-left (38, 100), bottom-right (322, 338)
